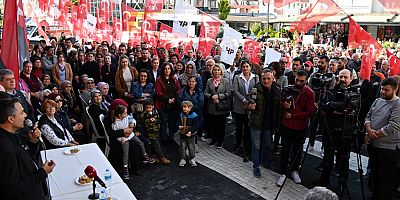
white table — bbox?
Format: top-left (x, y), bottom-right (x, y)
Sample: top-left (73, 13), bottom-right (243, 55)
top-left (40, 143), bottom-right (137, 200)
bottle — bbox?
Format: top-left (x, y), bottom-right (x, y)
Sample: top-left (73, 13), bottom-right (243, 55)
top-left (99, 188), bottom-right (107, 200)
top-left (104, 169), bottom-right (112, 189)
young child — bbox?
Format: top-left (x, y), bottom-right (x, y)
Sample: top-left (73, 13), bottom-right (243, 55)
top-left (137, 99), bottom-right (171, 164)
top-left (111, 105), bottom-right (154, 179)
top-left (177, 101), bottom-right (199, 167)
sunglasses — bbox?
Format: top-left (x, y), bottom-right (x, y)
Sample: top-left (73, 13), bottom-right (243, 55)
top-left (87, 82), bottom-right (94, 84)
top-left (55, 99), bottom-right (63, 103)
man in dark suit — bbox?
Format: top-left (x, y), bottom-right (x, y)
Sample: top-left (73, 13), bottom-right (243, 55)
top-left (0, 97), bottom-right (56, 200)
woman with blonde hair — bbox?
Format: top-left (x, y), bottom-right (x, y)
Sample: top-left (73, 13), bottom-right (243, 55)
top-left (115, 55), bottom-right (138, 103)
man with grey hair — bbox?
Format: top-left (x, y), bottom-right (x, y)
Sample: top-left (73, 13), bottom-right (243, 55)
top-left (348, 53), bottom-right (361, 72)
top-left (328, 59), bottom-right (338, 75)
top-left (304, 187), bottom-right (338, 200)
top-left (0, 69), bottom-right (35, 122)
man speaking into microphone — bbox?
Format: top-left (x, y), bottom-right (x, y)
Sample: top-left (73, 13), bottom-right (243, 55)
top-left (0, 97), bottom-right (56, 200)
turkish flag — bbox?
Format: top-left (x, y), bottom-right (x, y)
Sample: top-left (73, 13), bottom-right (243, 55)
top-left (387, 49), bottom-right (400, 76)
top-left (0, 0), bottom-right (30, 88)
top-left (159, 23), bottom-right (172, 33)
top-left (78, 0), bottom-right (89, 19)
top-left (243, 39), bottom-right (262, 65)
top-left (98, 0), bottom-right (115, 30)
top-left (348, 16), bottom-right (373, 48)
top-left (290, 0), bottom-right (341, 33)
top-left (198, 14), bottom-right (221, 57)
top-left (360, 42), bottom-right (381, 81)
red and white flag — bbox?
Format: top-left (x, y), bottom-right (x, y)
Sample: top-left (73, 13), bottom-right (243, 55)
top-left (0, 0), bottom-right (30, 88)
top-left (290, 0), bottom-right (341, 33)
top-left (348, 16), bottom-right (382, 81)
top-left (243, 39), bottom-right (262, 65)
top-left (387, 49), bottom-right (400, 76)
top-left (198, 14), bottom-right (221, 57)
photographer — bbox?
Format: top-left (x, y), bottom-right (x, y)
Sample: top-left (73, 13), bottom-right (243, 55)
top-left (276, 70), bottom-right (315, 186)
top-left (319, 69), bottom-right (358, 188)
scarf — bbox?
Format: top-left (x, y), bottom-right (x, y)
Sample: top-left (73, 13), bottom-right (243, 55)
top-left (213, 77), bottom-right (221, 87)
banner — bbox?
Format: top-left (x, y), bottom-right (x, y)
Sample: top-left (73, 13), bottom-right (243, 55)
top-left (198, 14), bottom-right (221, 57)
top-left (220, 26), bottom-right (242, 65)
top-left (121, 3), bottom-right (138, 31)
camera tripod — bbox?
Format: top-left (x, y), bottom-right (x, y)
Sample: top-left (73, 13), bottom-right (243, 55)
top-left (274, 106), bottom-right (366, 200)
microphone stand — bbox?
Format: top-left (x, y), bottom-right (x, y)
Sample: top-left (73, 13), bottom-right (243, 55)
top-left (88, 179), bottom-right (99, 199)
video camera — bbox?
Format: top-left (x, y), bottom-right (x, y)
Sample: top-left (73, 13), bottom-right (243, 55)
top-left (327, 85), bottom-right (360, 113)
top-left (282, 85), bottom-right (300, 104)
top-left (311, 72), bottom-right (334, 90)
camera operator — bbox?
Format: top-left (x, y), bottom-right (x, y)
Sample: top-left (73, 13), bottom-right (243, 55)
top-left (276, 70), bottom-right (315, 186)
top-left (319, 69), bottom-right (358, 188)
top-left (364, 77), bottom-right (400, 200)
top-left (307, 55), bottom-right (336, 152)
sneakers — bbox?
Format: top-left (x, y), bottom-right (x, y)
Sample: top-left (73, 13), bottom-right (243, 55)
top-left (122, 167), bottom-right (130, 180)
top-left (242, 156), bottom-right (250, 163)
top-left (216, 143), bottom-right (223, 149)
top-left (179, 159), bottom-right (186, 167)
top-left (253, 167), bottom-right (261, 178)
top-left (143, 154), bottom-right (156, 164)
top-left (189, 159), bottom-right (197, 166)
top-left (200, 136), bottom-right (206, 142)
top-left (276, 175), bottom-right (286, 187)
top-left (159, 157), bottom-right (171, 165)
top-left (291, 171), bottom-right (301, 184)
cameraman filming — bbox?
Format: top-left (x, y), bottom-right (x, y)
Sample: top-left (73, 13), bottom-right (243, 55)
top-left (319, 69), bottom-right (358, 189)
top-left (276, 70), bottom-right (315, 186)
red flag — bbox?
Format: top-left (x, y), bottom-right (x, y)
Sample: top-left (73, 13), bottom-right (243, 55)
top-left (159, 23), bottom-right (173, 33)
top-left (243, 39), bottom-right (261, 64)
top-left (360, 43), bottom-right (380, 81)
top-left (98, 0), bottom-right (115, 30)
top-left (387, 49), bottom-right (400, 76)
top-left (121, 3), bottom-right (138, 31)
top-left (78, 0), bottom-right (89, 19)
top-left (198, 14), bottom-right (221, 57)
top-left (0, 0), bottom-right (29, 88)
top-left (290, 0), bottom-right (341, 33)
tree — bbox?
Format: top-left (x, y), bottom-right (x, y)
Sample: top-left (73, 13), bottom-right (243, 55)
top-left (250, 23), bottom-right (261, 36)
top-left (218, 0), bottom-right (230, 20)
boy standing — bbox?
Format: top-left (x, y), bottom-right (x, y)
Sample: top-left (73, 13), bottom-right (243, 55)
top-left (178, 101), bottom-right (199, 167)
top-left (137, 99), bottom-right (171, 164)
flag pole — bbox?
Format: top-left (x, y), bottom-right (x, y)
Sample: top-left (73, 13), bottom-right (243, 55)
top-left (267, 2), bottom-right (270, 36)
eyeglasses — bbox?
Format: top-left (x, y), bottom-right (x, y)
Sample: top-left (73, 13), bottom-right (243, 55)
top-left (55, 99), bottom-right (63, 103)
top-left (87, 82), bottom-right (94, 85)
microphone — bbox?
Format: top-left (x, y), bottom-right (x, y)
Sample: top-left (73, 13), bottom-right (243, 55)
top-left (25, 119), bottom-right (43, 143)
top-left (84, 166), bottom-right (107, 188)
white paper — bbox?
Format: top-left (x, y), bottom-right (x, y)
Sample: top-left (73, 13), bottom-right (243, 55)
top-left (264, 47), bottom-right (282, 67)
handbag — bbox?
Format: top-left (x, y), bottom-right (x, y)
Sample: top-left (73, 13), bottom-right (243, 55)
top-left (216, 95), bottom-right (232, 111)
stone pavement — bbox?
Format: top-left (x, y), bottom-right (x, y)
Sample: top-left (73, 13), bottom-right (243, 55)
top-left (128, 123), bottom-right (400, 200)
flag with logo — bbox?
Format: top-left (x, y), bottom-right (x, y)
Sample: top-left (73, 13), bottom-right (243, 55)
top-left (172, 0), bottom-right (197, 37)
top-left (290, 0), bottom-right (341, 33)
top-left (220, 26), bottom-right (242, 65)
top-left (243, 39), bottom-right (262, 64)
top-left (198, 14), bottom-right (221, 57)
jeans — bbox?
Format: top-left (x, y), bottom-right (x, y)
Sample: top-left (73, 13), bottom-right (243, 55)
top-left (280, 126), bottom-right (306, 174)
top-left (250, 128), bottom-right (272, 169)
top-left (234, 112), bottom-right (251, 156)
top-left (158, 108), bottom-right (178, 141)
top-left (180, 137), bottom-right (196, 160)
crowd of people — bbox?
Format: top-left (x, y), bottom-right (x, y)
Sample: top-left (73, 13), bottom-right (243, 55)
top-left (0, 34), bottom-right (399, 199)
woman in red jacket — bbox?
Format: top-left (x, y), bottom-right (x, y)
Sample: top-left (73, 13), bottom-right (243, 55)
top-left (155, 62), bottom-right (181, 142)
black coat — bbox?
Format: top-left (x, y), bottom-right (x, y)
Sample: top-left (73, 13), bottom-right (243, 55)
top-left (0, 128), bottom-right (48, 200)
